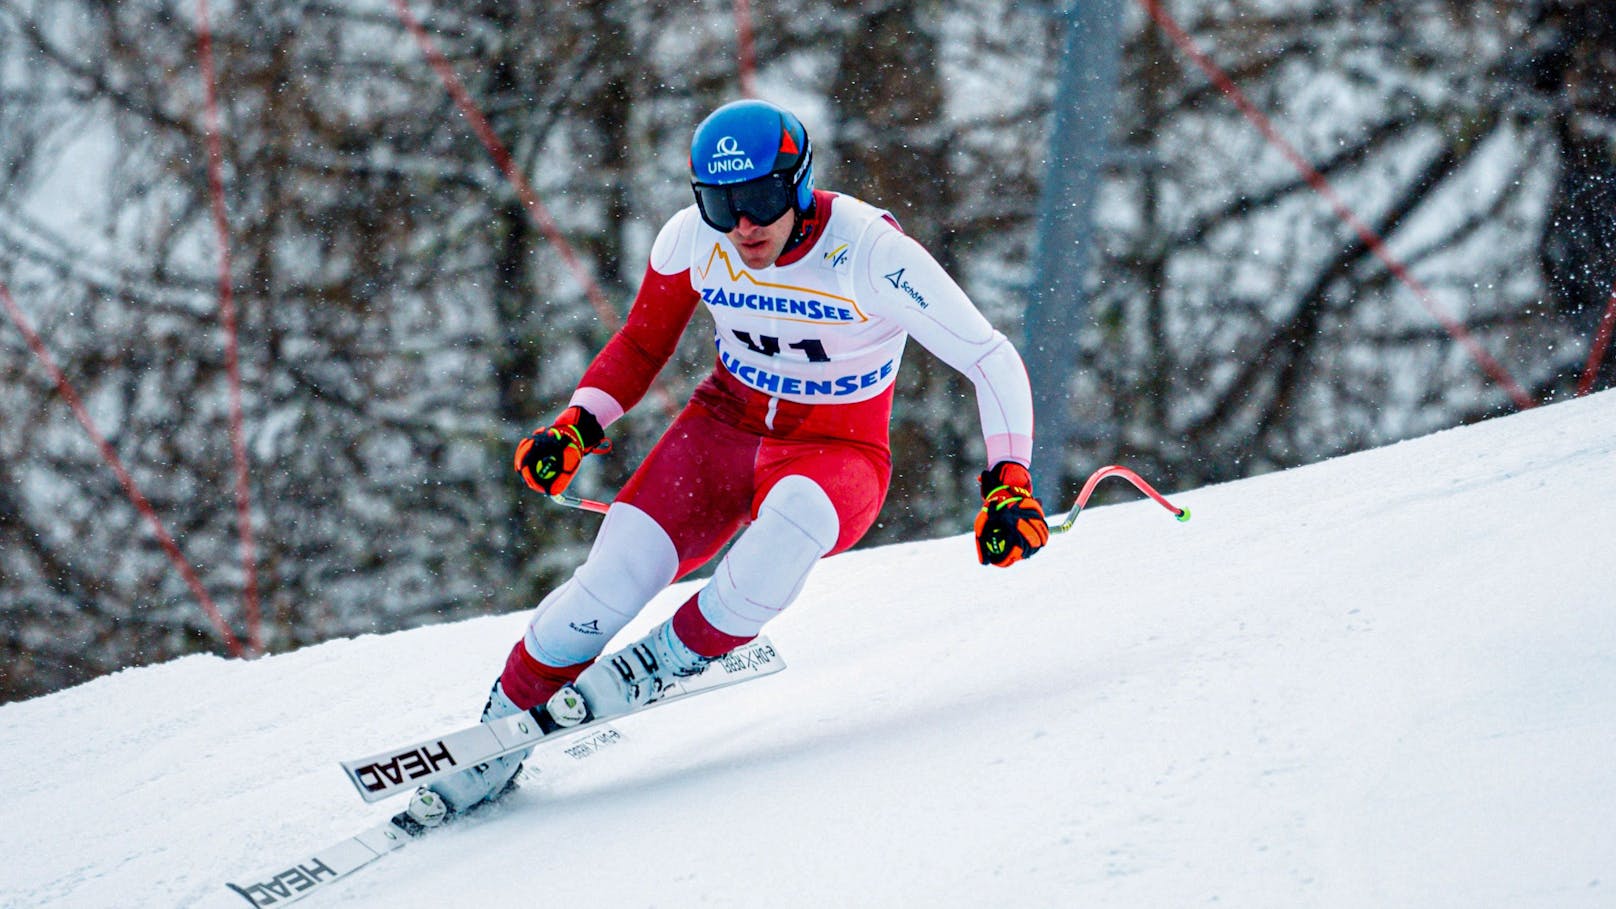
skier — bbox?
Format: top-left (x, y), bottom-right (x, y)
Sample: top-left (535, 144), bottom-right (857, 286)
top-left (407, 99), bottom-right (1049, 825)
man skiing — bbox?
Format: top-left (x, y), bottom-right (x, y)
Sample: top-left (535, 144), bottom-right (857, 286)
top-left (407, 99), bottom-right (1049, 826)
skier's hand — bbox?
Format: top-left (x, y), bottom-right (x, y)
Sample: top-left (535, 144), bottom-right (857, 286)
top-left (974, 461), bottom-right (1049, 567)
top-left (514, 406), bottom-right (608, 495)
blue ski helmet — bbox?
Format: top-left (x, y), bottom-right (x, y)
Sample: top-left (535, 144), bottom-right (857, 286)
top-left (689, 100), bottom-right (814, 232)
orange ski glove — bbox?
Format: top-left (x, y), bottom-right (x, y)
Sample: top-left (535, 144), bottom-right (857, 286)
top-left (514, 406), bottom-right (609, 495)
top-left (974, 461), bottom-right (1050, 567)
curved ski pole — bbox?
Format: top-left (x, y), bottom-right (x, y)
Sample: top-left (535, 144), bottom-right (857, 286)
top-left (547, 465), bottom-right (1189, 532)
top-left (1051, 464), bottom-right (1189, 535)
top-left (548, 491), bottom-right (611, 515)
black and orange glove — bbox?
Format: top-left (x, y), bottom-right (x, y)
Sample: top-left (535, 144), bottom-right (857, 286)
top-left (974, 461), bottom-right (1049, 567)
top-left (514, 406), bottom-right (609, 495)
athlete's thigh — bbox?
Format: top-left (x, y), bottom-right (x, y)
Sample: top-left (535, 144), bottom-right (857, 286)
top-left (753, 439), bottom-right (891, 555)
top-left (617, 403), bottom-right (760, 576)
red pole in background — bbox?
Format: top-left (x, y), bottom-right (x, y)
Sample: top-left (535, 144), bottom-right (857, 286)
top-left (196, 0), bottom-right (263, 656)
top-left (1136, 0), bottom-right (1538, 412)
top-left (1, 280), bottom-right (247, 658)
top-left (392, 0), bottom-right (678, 418)
top-left (1576, 281), bottom-right (1616, 397)
top-left (734, 0), bottom-right (759, 97)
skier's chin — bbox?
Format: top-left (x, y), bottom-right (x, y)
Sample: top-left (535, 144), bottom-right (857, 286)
top-left (740, 245), bottom-right (775, 266)
top-left (736, 245), bottom-right (778, 269)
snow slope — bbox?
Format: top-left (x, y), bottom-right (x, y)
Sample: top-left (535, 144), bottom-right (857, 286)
top-left (4, 391), bottom-right (1614, 908)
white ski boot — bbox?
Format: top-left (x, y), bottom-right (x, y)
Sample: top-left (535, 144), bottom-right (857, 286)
top-left (405, 680), bottom-right (531, 827)
top-left (547, 619), bottom-right (713, 726)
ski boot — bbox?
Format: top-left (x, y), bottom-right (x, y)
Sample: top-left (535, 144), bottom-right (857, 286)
top-left (547, 618), bottom-right (714, 726)
top-left (402, 680), bottom-right (531, 828)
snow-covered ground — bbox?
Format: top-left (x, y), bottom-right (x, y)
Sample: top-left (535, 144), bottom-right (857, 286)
top-left (4, 391), bottom-right (1613, 908)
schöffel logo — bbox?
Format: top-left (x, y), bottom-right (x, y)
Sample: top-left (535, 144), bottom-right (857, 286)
top-left (707, 135), bottom-right (755, 175)
top-left (883, 267), bottom-right (928, 309)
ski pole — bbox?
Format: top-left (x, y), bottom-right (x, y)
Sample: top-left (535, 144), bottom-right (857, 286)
top-left (1051, 464), bottom-right (1189, 535)
top-left (547, 464), bottom-right (1191, 531)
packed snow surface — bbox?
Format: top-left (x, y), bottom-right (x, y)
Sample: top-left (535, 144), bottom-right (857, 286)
top-left (4, 391), bottom-right (1614, 907)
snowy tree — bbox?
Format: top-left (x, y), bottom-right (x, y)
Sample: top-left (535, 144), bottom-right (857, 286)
top-left (1065, 0), bottom-right (1584, 491)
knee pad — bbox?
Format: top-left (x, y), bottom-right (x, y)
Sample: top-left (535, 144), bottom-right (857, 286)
top-left (525, 503), bottom-right (678, 667)
top-left (700, 475), bottom-right (839, 638)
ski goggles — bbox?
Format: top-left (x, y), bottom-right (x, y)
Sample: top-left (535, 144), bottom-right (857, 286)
top-left (692, 173), bottom-right (797, 233)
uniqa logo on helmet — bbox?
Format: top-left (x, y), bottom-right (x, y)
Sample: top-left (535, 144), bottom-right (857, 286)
top-left (705, 135), bottom-right (756, 176)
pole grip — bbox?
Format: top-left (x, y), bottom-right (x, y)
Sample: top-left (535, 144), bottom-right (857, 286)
top-left (548, 492), bottom-right (611, 515)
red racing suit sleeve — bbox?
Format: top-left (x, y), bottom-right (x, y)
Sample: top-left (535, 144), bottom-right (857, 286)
top-left (569, 262), bottom-right (700, 426)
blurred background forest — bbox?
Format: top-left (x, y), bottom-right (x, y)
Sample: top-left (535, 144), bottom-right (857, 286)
top-left (1, 0), bottom-right (1611, 702)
